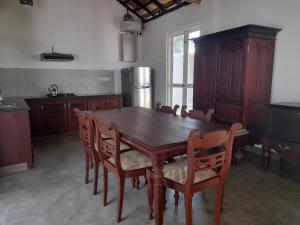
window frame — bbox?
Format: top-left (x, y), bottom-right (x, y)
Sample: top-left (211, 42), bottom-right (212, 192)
top-left (166, 24), bottom-right (201, 107)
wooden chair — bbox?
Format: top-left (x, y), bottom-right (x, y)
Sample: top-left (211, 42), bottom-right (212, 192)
top-left (148, 123), bottom-right (242, 225)
top-left (172, 105), bottom-right (215, 201)
top-left (181, 105), bottom-right (214, 121)
top-left (74, 108), bottom-right (100, 195)
top-left (93, 117), bottom-right (152, 222)
top-left (74, 108), bottom-right (134, 194)
top-left (156, 102), bottom-right (179, 115)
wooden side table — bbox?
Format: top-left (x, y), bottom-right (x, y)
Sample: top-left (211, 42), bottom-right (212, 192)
top-left (261, 136), bottom-right (300, 171)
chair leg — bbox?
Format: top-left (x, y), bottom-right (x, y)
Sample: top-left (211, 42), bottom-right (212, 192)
top-left (214, 183), bottom-right (224, 225)
top-left (136, 176), bottom-right (140, 190)
top-left (146, 170), bottom-right (153, 220)
top-left (102, 166), bottom-right (108, 206)
top-left (163, 186), bottom-right (167, 210)
top-left (184, 193), bottom-right (193, 225)
top-left (221, 184), bottom-right (225, 213)
top-left (174, 191), bottom-right (179, 207)
top-left (116, 176), bottom-right (125, 223)
top-left (93, 161), bottom-right (99, 195)
top-left (90, 156), bottom-right (94, 169)
top-left (85, 153), bottom-right (90, 184)
top-left (131, 177), bottom-right (136, 189)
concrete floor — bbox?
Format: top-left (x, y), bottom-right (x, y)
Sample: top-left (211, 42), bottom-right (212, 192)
top-left (0, 133), bottom-right (300, 225)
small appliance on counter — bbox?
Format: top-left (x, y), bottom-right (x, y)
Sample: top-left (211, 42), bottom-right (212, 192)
top-left (46, 84), bottom-right (77, 97)
top-left (48, 84), bottom-right (60, 97)
top-left (121, 67), bottom-right (153, 108)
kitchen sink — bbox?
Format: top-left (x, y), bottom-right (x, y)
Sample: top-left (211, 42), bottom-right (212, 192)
top-left (0, 103), bottom-right (17, 110)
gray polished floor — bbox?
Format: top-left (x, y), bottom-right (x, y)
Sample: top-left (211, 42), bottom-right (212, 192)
top-left (0, 133), bottom-right (299, 225)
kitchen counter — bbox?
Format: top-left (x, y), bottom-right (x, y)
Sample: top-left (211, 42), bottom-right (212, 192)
top-left (24, 93), bottom-right (122, 100)
top-left (25, 94), bottom-right (123, 136)
top-left (0, 97), bottom-right (30, 111)
top-left (0, 99), bottom-right (32, 174)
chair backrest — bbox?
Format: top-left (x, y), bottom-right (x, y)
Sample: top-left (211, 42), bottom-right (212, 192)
top-left (156, 102), bottom-right (179, 115)
top-left (93, 117), bottom-right (122, 170)
top-left (74, 108), bottom-right (98, 159)
top-left (185, 123), bottom-right (242, 187)
top-left (181, 105), bottom-right (214, 122)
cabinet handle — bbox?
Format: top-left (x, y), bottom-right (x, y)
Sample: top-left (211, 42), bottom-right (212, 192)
top-left (298, 112), bottom-right (300, 116)
top-left (41, 105), bottom-right (44, 111)
top-left (64, 103), bottom-right (67, 109)
top-left (68, 103), bottom-right (71, 109)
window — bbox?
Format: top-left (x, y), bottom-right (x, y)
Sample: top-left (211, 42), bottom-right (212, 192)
top-left (167, 27), bottom-right (200, 112)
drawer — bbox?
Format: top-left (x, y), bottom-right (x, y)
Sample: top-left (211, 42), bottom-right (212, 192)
top-left (267, 107), bottom-right (300, 142)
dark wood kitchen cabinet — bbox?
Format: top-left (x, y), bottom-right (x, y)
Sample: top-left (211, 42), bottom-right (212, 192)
top-left (26, 95), bottom-right (122, 136)
top-left (88, 96), bottom-right (123, 110)
top-left (44, 100), bottom-right (68, 134)
top-left (67, 98), bottom-right (87, 132)
top-left (193, 25), bottom-right (281, 142)
top-left (26, 100), bottom-right (45, 136)
top-left (87, 96), bottom-right (106, 110)
top-left (0, 98), bottom-right (33, 172)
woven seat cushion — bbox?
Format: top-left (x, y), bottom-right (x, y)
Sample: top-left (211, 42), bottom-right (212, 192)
top-left (163, 159), bottom-right (217, 185)
top-left (104, 139), bottom-right (131, 151)
top-left (108, 150), bottom-right (152, 171)
top-left (101, 134), bottom-right (110, 140)
top-left (94, 139), bottom-right (132, 152)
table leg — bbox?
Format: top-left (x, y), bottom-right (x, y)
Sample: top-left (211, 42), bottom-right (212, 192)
top-left (152, 164), bottom-right (165, 225)
top-left (261, 137), bottom-right (271, 171)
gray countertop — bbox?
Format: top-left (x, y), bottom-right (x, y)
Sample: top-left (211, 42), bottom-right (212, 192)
top-left (24, 93), bottom-right (122, 100)
top-left (0, 97), bottom-right (30, 112)
top-left (0, 93), bottom-right (123, 112)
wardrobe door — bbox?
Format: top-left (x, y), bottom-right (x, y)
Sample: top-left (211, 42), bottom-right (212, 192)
top-left (216, 39), bottom-right (246, 123)
top-left (193, 43), bottom-right (218, 112)
top-left (244, 38), bottom-right (276, 129)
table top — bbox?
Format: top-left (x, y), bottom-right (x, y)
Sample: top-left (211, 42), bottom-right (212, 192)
top-left (87, 107), bottom-right (229, 151)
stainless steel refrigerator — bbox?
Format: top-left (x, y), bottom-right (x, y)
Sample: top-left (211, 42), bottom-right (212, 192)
top-left (121, 67), bottom-right (153, 108)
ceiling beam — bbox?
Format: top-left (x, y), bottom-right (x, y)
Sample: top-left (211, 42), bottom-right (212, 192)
top-left (144, 1), bottom-right (190, 23)
top-left (116, 0), bottom-right (145, 22)
top-left (131, 0), bottom-right (155, 17)
top-left (151, 0), bottom-right (166, 12)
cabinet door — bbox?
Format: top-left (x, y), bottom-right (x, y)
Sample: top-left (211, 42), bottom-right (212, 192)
top-left (106, 96), bottom-right (123, 109)
top-left (67, 99), bottom-right (87, 132)
top-left (245, 38), bottom-right (275, 129)
top-left (87, 96), bottom-right (106, 110)
top-left (44, 100), bottom-right (68, 134)
top-left (193, 43), bottom-right (218, 112)
top-left (87, 96), bottom-right (123, 110)
top-left (215, 39), bottom-right (246, 123)
top-left (26, 100), bottom-right (45, 136)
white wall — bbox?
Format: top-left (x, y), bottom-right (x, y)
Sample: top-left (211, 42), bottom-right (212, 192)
top-left (0, 0), bottom-right (142, 96)
top-left (142, 0), bottom-right (217, 104)
top-left (143, 0), bottom-right (300, 103)
top-left (0, 0), bottom-right (142, 70)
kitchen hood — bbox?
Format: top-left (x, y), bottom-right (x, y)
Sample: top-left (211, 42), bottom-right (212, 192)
top-left (40, 52), bottom-right (74, 62)
top-left (40, 47), bottom-right (74, 62)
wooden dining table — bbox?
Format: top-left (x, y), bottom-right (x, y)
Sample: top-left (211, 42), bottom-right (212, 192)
top-left (87, 106), bottom-right (230, 225)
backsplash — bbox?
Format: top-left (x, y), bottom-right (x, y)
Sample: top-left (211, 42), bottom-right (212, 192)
top-left (0, 68), bottom-right (115, 97)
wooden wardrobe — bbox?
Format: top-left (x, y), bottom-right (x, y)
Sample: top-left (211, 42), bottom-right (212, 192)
top-left (193, 25), bottom-right (281, 142)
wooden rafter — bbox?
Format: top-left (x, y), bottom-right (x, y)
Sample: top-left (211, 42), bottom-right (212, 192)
top-left (116, 0), bottom-right (200, 23)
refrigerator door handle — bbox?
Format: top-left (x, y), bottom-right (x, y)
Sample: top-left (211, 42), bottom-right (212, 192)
top-left (133, 86), bottom-right (151, 89)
